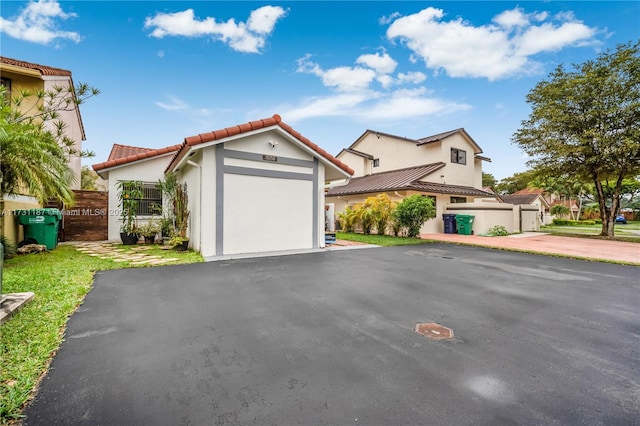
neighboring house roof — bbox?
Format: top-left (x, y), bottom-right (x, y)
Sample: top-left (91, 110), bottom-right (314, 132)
top-left (0, 56), bottom-right (72, 76)
top-left (1, 56), bottom-right (86, 141)
top-left (500, 194), bottom-right (543, 205)
top-left (327, 163), bottom-right (494, 197)
top-left (107, 143), bottom-right (154, 161)
top-left (512, 187), bottom-right (544, 196)
top-left (337, 148), bottom-right (374, 160)
top-left (93, 144), bottom-right (182, 172)
top-left (167, 114), bottom-right (354, 176)
top-left (346, 127), bottom-right (486, 157)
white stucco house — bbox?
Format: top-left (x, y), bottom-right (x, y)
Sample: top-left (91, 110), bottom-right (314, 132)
top-left (93, 115), bottom-right (354, 258)
top-left (326, 128), bottom-right (497, 234)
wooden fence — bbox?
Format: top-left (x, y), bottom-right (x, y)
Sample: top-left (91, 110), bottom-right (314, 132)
top-left (48, 190), bottom-right (108, 241)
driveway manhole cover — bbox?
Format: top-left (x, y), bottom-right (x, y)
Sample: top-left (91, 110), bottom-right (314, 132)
top-left (415, 323), bottom-right (454, 340)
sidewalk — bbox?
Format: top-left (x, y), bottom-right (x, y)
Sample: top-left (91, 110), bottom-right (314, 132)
top-left (421, 232), bottom-right (640, 265)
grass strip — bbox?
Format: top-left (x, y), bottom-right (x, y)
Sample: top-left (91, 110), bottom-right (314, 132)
top-left (336, 232), bottom-right (433, 246)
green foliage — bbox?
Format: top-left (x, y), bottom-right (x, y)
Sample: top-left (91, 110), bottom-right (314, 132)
top-left (550, 204), bottom-right (570, 217)
top-left (371, 193), bottom-right (396, 235)
top-left (337, 205), bottom-right (357, 233)
top-left (487, 225), bottom-right (509, 236)
top-left (495, 170), bottom-right (539, 195)
top-left (336, 232), bottom-right (431, 247)
top-left (552, 219), bottom-right (597, 226)
top-left (173, 182), bottom-right (190, 238)
top-left (356, 199), bottom-right (376, 235)
top-left (80, 166), bottom-right (99, 190)
top-left (117, 180), bottom-right (143, 234)
top-left (392, 195), bottom-right (436, 238)
top-left (482, 172), bottom-right (497, 189)
top-left (1, 235), bottom-right (17, 259)
top-left (138, 217), bottom-right (160, 237)
top-left (512, 41), bottom-right (640, 237)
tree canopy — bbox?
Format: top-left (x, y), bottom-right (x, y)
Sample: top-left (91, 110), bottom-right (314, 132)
top-left (512, 41), bottom-right (640, 237)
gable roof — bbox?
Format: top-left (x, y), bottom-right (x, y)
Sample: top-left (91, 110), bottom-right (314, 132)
top-left (1, 56), bottom-right (86, 141)
top-left (93, 144), bottom-right (182, 172)
top-left (499, 194), bottom-right (542, 205)
top-left (327, 162), bottom-right (494, 197)
top-left (0, 56), bottom-right (72, 76)
top-left (167, 114), bottom-right (353, 176)
top-left (346, 127), bottom-right (484, 156)
top-left (337, 148), bottom-right (374, 160)
top-left (512, 187), bottom-right (544, 196)
top-left (107, 143), bottom-right (154, 161)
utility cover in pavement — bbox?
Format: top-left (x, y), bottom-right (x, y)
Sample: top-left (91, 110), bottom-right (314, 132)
top-left (415, 323), bottom-right (454, 340)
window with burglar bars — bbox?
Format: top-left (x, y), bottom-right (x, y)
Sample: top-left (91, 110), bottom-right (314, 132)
top-left (136, 183), bottom-right (162, 216)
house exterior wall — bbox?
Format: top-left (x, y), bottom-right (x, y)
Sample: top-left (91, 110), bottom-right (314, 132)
top-left (444, 203), bottom-right (540, 235)
top-left (338, 151), bottom-right (368, 176)
top-left (105, 155), bottom-right (173, 241)
top-left (2, 195), bottom-right (40, 245)
top-left (43, 76), bottom-right (83, 190)
top-left (435, 133), bottom-right (478, 187)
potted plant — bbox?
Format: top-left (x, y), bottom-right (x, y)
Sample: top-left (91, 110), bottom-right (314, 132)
top-left (117, 180), bottom-right (143, 245)
top-left (139, 217), bottom-right (160, 244)
top-left (171, 182), bottom-right (190, 250)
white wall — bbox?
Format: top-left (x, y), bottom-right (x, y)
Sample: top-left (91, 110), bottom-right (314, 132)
top-left (105, 155), bottom-right (173, 241)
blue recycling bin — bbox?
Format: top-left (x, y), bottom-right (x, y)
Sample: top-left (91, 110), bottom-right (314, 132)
top-left (443, 214), bottom-right (457, 234)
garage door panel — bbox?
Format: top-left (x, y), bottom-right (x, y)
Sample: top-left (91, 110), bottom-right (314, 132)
top-left (223, 174), bottom-right (313, 255)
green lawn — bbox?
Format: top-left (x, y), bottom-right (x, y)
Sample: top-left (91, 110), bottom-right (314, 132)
top-left (336, 232), bottom-right (434, 246)
top-left (0, 244), bottom-right (203, 424)
top-left (541, 220), bottom-right (640, 242)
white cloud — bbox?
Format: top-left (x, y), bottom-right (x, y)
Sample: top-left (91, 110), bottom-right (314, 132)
top-left (285, 52), bottom-right (468, 123)
top-left (155, 96), bottom-right (188, 111)
top-left (386, 6), bottom-right (598, 80)
top-left (144, 5), bottom-right (286, 54)
top-left (379, 12), bottom-right (402, 25)
top-left (0, 0), bottom-right (80, 45)
top-left (397, 71), bottom-right (426, 84)
top-left (356, 52), bottom-right (397, 74)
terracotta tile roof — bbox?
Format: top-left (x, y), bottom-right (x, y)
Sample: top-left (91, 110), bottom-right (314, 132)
top-left (93, 144), bottom-right (182, 172)
top-left (512, 187), bottom-right (544, 196)
top-left (327, 163), bottom-right (446, 196)
top-left (167, 114), bottom-right (354, 176)
top-left (0, 56), bottom-right (72, 76)
top-left (107, 143), bottom-right (154, 161)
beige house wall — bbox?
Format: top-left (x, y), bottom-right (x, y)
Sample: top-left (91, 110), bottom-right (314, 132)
top-left (2, 195), bottom-right (40, 245)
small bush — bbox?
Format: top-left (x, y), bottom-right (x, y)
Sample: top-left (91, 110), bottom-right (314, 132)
top-left (393, 195), bottom-right (436, 238)
top-left (553, 218), bottom-right (569, 226)
top-left (487, 225), bottom-right (509, 236)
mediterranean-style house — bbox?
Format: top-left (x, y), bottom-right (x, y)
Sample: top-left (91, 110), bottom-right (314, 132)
top-left (0, 56), bottom-right (86, 244)
top-left (326, 128), bottom-right (496, 234)
top-left (93, 115), bottom-right (353, 258)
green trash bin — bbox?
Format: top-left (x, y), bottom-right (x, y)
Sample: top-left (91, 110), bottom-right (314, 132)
top-left (17, 208), bottom-right (62, 250)
top-left (456, 214), bottom-right (475, 235)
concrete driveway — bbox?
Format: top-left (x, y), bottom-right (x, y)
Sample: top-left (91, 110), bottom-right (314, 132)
top-left (24, 244), bottom-right (639, 425)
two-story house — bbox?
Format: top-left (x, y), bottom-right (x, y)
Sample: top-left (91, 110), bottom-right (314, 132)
top-left (0, 57), bottom-right (86, 244)
top-left (326, 128), bottom-right (494, 234)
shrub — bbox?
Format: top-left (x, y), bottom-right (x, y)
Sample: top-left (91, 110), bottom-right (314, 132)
top-left (487, 225), bottom-right (509, 236)
top-left (393, 195), bottom-right (436, 238)
top-left (553, 218), bottom-right (569, 226)
top-left (337, 205), bottom-right (357, 233)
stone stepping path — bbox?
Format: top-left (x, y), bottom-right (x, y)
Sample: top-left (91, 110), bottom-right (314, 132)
top-left (71, 242), bottom-right (179, 266)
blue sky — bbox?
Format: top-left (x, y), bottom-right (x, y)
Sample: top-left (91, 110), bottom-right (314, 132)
top-left (1, 1), bottom-right (638, 180)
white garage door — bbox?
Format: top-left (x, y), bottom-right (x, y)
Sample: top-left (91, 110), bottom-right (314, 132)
top-left (223, 173), bottom-right (313, 255)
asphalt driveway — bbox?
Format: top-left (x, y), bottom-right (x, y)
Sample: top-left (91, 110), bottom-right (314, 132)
top-left (25, 244), bottom-right (639, 425)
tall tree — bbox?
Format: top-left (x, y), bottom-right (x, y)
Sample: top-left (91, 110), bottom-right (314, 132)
top-left (482, 172), bottom-right (497, 189)
top-left (512, 42), bottom-right (640, 237)
top-left (494, 170), bottom-right (538, 195)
